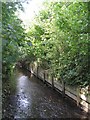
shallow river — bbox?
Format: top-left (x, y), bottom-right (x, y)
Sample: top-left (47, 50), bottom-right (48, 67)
top-left (2, 68), bottom-right (88, 119)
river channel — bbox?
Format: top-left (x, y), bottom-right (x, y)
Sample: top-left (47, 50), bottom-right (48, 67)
top-left (2, 68), bottom-right (88, 119)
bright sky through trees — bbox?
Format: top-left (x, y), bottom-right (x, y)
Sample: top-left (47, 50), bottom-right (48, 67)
top-left (18, 0), bottom-right (45, 28)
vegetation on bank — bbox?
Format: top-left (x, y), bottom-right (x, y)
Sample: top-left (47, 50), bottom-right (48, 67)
top-left (2, 1), bottom-right (90, 87)
top-left (2, 2), bottom-right (26, 78)
top-left (26, 2), bottom-right (89, 87)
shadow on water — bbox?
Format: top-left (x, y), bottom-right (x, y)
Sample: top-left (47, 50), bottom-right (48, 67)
top-left (2, 67), bottom-right (89, 119)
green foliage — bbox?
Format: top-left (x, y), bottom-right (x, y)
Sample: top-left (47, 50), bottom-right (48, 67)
top-left (27, 2), bottom-right (89, 87)
top-left (2, 1), bottom-right (89, 87)
top-left (2, 2), bottom-right (26, 78)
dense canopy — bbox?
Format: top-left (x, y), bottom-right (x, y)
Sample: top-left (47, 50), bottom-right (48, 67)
top-left (2, 1), bottom-right (90, 87)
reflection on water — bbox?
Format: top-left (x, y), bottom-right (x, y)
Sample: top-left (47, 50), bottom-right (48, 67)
top-left (15, 73), bottom-right (32, 118)
top-left (19, 98), bottom-right (29, 108)
top-left (3, 68), bottom-right (88, 119)
top-left (17, 75), bottom-right (28, 89)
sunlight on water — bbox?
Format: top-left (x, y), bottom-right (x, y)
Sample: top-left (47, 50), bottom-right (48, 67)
top-left (19, 76), bottom-right (28, 81)
top-left (19, 97), bottom-right (29, 108)
top-left (17, 75), bottom-right (28, 88)
top-left (14, 74), bottom-right (32, 118)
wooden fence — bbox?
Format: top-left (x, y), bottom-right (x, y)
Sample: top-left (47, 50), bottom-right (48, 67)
top-left (29, 62), bottom-right (90, 114)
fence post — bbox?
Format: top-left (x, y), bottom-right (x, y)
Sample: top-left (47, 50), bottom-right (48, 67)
top-left (27, 62), bottom-right (30, 71)
top-left (31, 64), bottom-right (33, 73)
top-left (52, 76), bottom-right (54, 89)
top-left (43, 71), bottom-right (46, 83)
top-left (77, 87), bottom-right (80, 106)
top-left (47, 73), bottom-right (48, 80)
top-left (37, 66), bottom-right (39, 77)
top-left (62, 80), bottom-right (65, 97)
top-left (88, 86), bottom-right (90, 115)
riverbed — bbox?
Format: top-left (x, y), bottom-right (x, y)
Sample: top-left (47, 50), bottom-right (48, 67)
top-left (2, 68), bottom-right (88, 119)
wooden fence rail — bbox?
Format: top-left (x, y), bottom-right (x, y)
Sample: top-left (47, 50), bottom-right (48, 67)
top-left (29, 62), bottom-right (90, 114)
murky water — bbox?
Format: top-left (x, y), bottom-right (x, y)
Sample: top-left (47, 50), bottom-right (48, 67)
top-left (2, 68), bottom-right (88, 119)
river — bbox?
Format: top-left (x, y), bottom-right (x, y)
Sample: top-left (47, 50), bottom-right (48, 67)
top-left (2, 68), bottom-right (88, 119)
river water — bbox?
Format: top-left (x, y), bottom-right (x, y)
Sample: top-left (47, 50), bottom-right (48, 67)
top-left (2, 68), bottom-right (88, 119)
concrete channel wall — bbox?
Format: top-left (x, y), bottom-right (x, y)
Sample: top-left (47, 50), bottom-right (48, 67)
top-left (29, 62), bottom-right (90, 114)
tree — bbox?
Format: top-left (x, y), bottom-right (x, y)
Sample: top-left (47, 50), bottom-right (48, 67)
top-left (2, 2), bottom-right (26, 79)
top-left (27, 2), bottom-right (89, 86)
